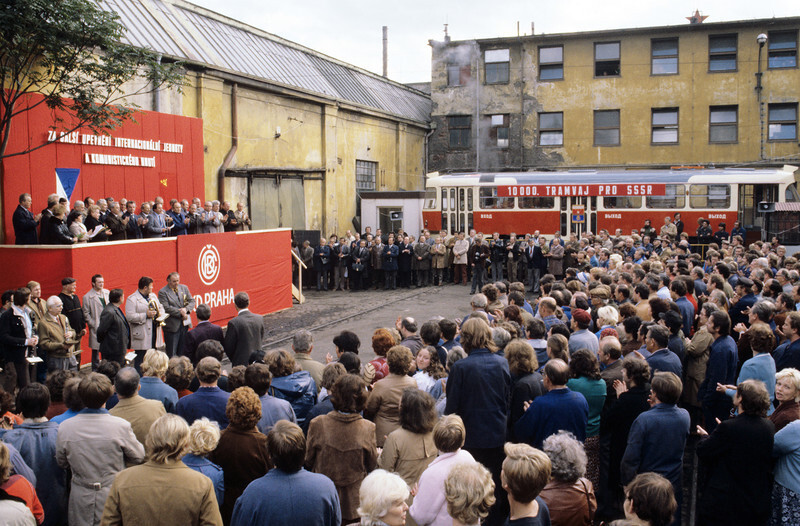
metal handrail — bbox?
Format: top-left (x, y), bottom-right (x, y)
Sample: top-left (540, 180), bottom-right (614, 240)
top-left (291, 249), bottom-right (306, 303)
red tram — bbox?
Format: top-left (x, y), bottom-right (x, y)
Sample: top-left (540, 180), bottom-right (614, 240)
top-left (422, 166), bottom-right (799, 237)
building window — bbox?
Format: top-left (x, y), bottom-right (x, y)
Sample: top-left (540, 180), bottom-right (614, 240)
top-left (651, 38), bottom-right (678, 75)
top-left (538, 112), bottom-right (563, 146)
top-left (768, 103), bottom-right (798, 141)
top-left (594, 110), bottom-right (620, 146)
top-left (651, 108), bottom-right (678, 144)
top-left (484, 49), bottom-right (509, 84)
top-left (646, 185), bottom-right (685, 208)
top-left (594, 42), bottom-right (620, 77)
top-left (539, 46), bottom-right (563, 80)
top-left (488, 114), bottom-right (509, 148)
top-left (709, 106), bottom-right (738, 143)
top-left (709, 34), bottom-right (737, 71)
top-left (448, 116), bottom-right (471, 148)
top-left (355, 160), bottom-right (377, 191)
top-left (447, 63), bottom-right (471, 86)
top-left (769, 31), bottom-right (798, 69)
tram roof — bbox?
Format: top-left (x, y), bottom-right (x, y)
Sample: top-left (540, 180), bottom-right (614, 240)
top-left (426, 166), bottom-right (798, 187)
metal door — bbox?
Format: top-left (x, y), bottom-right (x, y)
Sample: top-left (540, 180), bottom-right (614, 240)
top-left (248, 176), bottom-right (306, 230)
top-left (560, 196), bottom-right (590, 236)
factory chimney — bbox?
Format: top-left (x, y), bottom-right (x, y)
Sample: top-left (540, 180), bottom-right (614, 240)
top-left (382, 26), bottom-right (388, 77)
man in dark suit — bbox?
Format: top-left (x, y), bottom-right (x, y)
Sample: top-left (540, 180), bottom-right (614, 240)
top-left (224, 292), bottom-right (265, 366)
top-left (158, 272), bottom-right (196, 358)
top-left (166, 201), bottom-right (188, 236)
top-left (729, 277), bottom-right (757, 337)
top-left (97, 288), bottom-right (131, 365)
top-left (122, 201), bottom-right (144, 239)
top-left (38, 193), bottom-right (59, 245)
top-left (183, 303), bottom-right (224, 365)
top-left (525, 237), bottom-right (547, 294)
top-left (12, 193), bottom-right (41, 245)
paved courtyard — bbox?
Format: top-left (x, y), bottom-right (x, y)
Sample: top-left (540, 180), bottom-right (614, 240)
top-left (261, 283), bottom-right (477, 362)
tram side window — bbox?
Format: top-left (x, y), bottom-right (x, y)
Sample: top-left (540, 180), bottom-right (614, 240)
top-left (646, 184), bottom-right (685, 208)
top-left (467, 189), bottom-right (474, 211)
top-left (689, 184), bottom-right (730, 208)
top-left (603, 196), bottom-right (642, 209)
top-left (424, 189), bottom-right (437, 209)
top-left (441, 189), bottom-right (448, 211)
top-left (479, 187), bottom-right (513, 209)
top-left (519, 196), bottom-right (555, 209)
top-left (787, 183), bottom-right (800, 202)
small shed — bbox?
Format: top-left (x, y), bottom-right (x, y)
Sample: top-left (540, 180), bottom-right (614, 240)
top-left (359, 191), bottom-right (425, 236)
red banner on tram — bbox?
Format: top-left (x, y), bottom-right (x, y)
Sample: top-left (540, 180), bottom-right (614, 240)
top-left (497, 184), bottom-right (666, 197)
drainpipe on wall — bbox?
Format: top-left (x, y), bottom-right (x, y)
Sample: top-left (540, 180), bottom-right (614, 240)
top-left (217, 83), bottom-right (238, 202)
top-left (152, 54), bottom-right (162, 113)
top-left (475, 43), bottom-right (480, 171)
top-left (423, 125), bottom-right (435, 178)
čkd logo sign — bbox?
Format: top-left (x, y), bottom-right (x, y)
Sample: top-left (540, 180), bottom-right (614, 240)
top-left (198, 244), bottom-right (221, 285)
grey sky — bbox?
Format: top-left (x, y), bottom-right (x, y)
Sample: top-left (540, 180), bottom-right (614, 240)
top-left (189, 0), bottom-right (798, 84)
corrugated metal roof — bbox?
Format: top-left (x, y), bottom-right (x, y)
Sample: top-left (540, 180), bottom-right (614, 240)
top-left (775, 202), bottom-right (800, 212)
top-left (103, 0), bottom-right (431, 124)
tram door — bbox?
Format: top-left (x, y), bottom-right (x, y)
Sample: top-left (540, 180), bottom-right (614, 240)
top-left (560, 196), bottom-right (592, 237)
top-left (451, 187), bottom-right (473, 234)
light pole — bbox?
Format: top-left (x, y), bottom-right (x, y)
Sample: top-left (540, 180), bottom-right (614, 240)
top-left (755, 33), bottom-right (767, 93)
top-left (756, 33), bottom-right (767, 160)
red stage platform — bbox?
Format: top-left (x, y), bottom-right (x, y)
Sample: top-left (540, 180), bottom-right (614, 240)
top-left (0, 229), bottom-right (292, 365)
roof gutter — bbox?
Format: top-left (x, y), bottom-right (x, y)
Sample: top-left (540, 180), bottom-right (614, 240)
top-left (217, 82), bottom-right (238, 202)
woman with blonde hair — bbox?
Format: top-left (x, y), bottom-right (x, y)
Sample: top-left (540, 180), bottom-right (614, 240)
top-left (358, 469), bottom-right (409, 526)
top-left (183, 417), bottom-right (224, 506)
top-left (771, 368), bottom-right (800, 431)
top-left (140, 349), bottom-right (179, 413)
top-left (595, 306), bottom-right (619, 338)
top-left (445, 462), bottom-right (496, 526)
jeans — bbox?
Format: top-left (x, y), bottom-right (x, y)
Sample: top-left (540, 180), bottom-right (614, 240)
top-left (491, 261), bottom-right (504, 282)
top-left (471, 264), bottom-right (485, 293)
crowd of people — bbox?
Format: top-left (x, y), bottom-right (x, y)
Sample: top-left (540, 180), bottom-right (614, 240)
top-left (294, 216), bottom-right (751, 295)
top-left (1, 216), bottom-right (800, 526)
top-left (11, 192), bottom-right (252, 244)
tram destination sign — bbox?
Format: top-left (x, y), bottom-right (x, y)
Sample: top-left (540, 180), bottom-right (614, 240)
top-left (498, 184), bottom-right (667, 197)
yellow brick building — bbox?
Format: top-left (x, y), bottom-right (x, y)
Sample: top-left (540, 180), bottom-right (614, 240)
top-left (110, 0), bottom-right (430, 235)
top-left (428, 16), bottom-right (800, 172)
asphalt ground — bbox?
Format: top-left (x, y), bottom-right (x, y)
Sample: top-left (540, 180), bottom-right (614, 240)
top-left (260, 282), bottom-right (477, 362)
